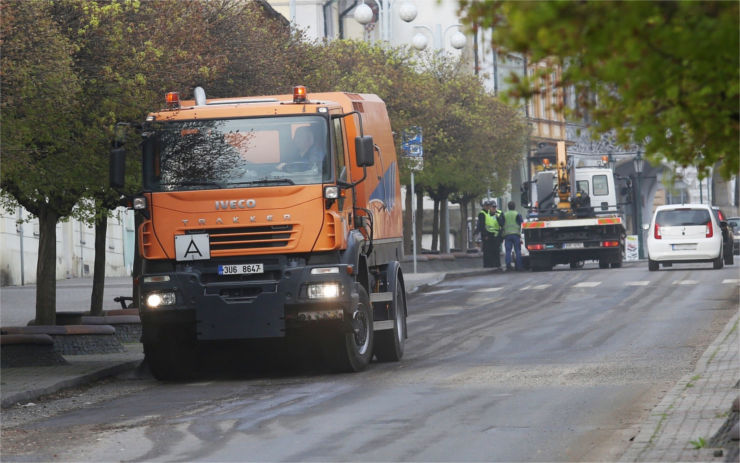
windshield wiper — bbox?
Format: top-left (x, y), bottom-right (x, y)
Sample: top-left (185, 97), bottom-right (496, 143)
top-left (233, 178), bottom-right (295, 186)
top-left (160, 181), bottom-right (225, 189)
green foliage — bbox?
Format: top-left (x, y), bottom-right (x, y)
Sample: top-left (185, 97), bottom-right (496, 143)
top-left (459, 0), bottom-right (739, 179)
top-left (1, 0), bottom-right (88, 218)
top-left (304, 40), bottom-right (527, 200)
top-left (690, 436), bottom-right (707, 449)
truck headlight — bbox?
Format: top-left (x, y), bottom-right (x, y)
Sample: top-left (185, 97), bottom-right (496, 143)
top-left (307, 282), bottom-right (340, 299)
top-left (146, 291), bottom-right (176, 308)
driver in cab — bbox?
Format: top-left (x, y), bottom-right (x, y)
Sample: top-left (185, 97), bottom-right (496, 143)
top-left (278, 125), bottom-right (324, 171)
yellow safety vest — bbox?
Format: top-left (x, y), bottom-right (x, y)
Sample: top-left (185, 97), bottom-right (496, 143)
top-left (483, 209), bottom-right (501, 233)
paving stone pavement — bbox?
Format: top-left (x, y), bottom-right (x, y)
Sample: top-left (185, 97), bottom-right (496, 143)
top-left (620, 311), bottom-right (740, 462)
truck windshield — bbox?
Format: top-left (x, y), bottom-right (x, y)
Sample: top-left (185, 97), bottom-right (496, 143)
top-left (148, 116), bottom-right (330, 191)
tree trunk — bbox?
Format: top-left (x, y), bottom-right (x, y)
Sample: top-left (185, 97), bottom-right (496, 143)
top-left (440, 198), bottom-right (448, 253)
top-left (431, 199), bottom-right (439, 252)
top-left (415, 188), bottom-right (423, 253)
top-left (35, 207), bottom-right (59, 325)
top-left (90, 214), bottom-right (108, 315)
top-left (403, 184), bottom-right (412, 254)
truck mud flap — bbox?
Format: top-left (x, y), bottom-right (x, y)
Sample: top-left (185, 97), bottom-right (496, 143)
top-left (195, 293), bottom-right (285, 340)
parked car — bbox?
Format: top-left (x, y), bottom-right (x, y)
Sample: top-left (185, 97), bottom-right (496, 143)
top-left (645, 204), bottom-right (725, 271)
top-left (711, 206), bottom-right (735, 264)
top-left (726, 217), bottom-right (740, 255)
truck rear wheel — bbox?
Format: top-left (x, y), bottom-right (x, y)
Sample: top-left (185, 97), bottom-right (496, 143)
top-left (374, 275), bottom-right (406, 362)
top-left (530, 256), bottom-right (552, 272)
top-left (328, 284), bottom-right (373, 372)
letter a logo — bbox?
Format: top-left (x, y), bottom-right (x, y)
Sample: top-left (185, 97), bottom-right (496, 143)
top-left (175, 234), bottom-right (210, 261)
top-left (184, 238), bottom-right (202, 258)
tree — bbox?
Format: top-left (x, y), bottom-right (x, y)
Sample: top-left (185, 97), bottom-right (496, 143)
top-left (459, 0), bottom-right (739, 178)
top-left (1, 0), bottom-right (88, 324)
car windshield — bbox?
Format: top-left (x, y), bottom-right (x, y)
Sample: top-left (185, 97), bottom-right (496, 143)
top-left (147, 116), bottom-right (330, 191)
top-left (727, 219), bottom-right (740, 230)
top-left (656, 208), bottom-right (711, 226)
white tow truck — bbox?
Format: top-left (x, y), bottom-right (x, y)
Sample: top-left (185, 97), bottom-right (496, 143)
top-left (521, 141), bottom-right (626, 271)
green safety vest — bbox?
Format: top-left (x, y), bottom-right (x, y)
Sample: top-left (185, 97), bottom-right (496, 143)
top-left (502, 210), bottom-right (521, 236)
top-left (483, 209), bottom-right (501, 233)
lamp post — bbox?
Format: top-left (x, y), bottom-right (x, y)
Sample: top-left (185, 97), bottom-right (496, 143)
top-left (411, 24), bottom-right (466, 51)
top-left (354, 0), bottom-right (418, 43)
top-left (633, 150), bottom-right (645, 259)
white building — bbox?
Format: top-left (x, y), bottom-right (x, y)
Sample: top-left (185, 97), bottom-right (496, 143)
top-left (0, 207), bottom-right (135, 286)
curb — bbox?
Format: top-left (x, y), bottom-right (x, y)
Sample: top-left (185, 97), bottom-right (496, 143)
top-left (407, 268), bottom-right (497, 295)
top-left (1, 359), bottom-right (142, 409)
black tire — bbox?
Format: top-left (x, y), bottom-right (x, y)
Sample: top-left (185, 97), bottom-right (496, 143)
top-left (713, 253), bottom-right (724, 269)
top-left (144, 336), bottom-right (198, 381)
top-left (374, 275), bottom-right (406, 362)
top-left (530, 256), bottom-right (552, 272)
top-left (328, 284), bottom-right (373, 372)
top-left (598, 260), bottom-right (609, 269)
top-left (648, 259), bottom-right (659, 271)
top-left (610, 262), bottom-right (622, 268)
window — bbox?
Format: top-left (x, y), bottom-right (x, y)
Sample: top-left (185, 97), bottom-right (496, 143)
top-left (592, 175), bottom-right (609, 196)
top-left (576, 180), bottom-right (589, 195)
top-left (656, 209), bottom-right (711, 226)
top-left (149, 115), bottom-right (330, 191)
top-left (332, 118), bottom-right (346, 181)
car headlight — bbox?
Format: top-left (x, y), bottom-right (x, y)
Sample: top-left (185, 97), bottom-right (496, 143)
top-left (307, 282), bottom-right (340, 299)
top-left (146, 291), bottom-right (176, 308)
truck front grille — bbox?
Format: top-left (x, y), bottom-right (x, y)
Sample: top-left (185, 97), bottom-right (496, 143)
top-left (188, 225), bottom-right (296, 255)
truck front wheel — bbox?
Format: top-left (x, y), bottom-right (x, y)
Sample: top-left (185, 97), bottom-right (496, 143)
top-left (328, 284), bottom-right (374, 372)
top-left (144, 327), bottom-right (198, 381)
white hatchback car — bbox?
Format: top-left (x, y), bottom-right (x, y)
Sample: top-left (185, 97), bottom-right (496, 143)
top-left (645, 204), bottom-right (724, 271)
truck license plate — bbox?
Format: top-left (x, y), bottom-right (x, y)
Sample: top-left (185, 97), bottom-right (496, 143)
top-left (218, 264), bottom-right (264, 275)
top-left (563, 242), bottom-right (584, 249)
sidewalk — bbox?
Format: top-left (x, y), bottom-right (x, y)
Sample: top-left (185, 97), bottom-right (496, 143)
top-left (620, 311), bottom-right (739, 462)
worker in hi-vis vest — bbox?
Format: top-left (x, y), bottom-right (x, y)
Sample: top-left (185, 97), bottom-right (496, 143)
top-left (477, 200), bottom-right (502, 268)
top-left (497, 200), bottom-right (524, 271)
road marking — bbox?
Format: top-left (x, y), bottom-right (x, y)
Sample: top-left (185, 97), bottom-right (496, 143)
top-left (475, 287), bottom-right (503, 293)
top-left (424, 289), bottom-right (457, 296)
top-left (673, 280), bottom-right (698, 285)
top-left (518, 284), bottom-right (551, 291)
top-left (574, 281), bottom-right (601, 288)
top-left (722, 279), bottom-right (740, 284)
top-left (626, 281), bottom-right (650, 286)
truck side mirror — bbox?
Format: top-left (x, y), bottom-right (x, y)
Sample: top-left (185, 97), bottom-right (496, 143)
top-left (110, 147), bottom-right (126, 189)
top-left (355, 136), bottom-right (375, 167)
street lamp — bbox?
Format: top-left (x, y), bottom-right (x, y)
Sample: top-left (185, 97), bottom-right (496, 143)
top-left (411, 24), bottom-right (466, 51)
top-left (633, 150), bottom-right (645, 259)
top-left (354, 1), bottom-right (417, 43)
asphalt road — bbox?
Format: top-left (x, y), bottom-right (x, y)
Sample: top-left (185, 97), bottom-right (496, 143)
top-left (2, 263), bottom-right (738, 462)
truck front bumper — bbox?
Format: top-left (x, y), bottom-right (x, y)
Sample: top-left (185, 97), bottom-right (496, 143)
top-left (139, 259), bottom-right (358, 342)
